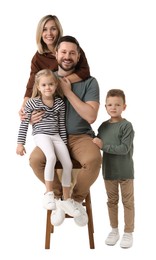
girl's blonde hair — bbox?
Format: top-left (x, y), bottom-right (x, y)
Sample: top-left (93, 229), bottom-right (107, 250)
top-left (32, 69), bottom-right (63, 98)
top-left (36, 14), bottom-right (63, 54)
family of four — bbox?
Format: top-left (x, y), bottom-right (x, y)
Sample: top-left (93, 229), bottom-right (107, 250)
top-left (16, 15), bottom-right (135, 249)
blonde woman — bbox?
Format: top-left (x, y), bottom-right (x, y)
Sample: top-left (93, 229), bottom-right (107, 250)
top-left (19, 14), bottom-right (90, 115)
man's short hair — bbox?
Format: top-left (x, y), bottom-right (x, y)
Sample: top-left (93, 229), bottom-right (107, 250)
top-left (56, 35), bottom-right (80, 52)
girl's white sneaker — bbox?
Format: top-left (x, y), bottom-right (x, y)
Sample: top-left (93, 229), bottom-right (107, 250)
top-left (43, 191), bottom-right (56, 210)
top-left (58, 198), bottom-right (81, 217)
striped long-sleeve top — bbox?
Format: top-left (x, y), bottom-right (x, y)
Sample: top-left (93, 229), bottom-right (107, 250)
top-left (17, 96), bottom-right (67, 145)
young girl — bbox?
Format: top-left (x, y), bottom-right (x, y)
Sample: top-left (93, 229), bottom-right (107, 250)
top-left (16, 69), bottom-right (80, 218)
top-left (93, 89), bottom-right (135, 248)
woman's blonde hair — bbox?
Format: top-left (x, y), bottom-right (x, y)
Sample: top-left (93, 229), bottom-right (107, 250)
top-left (36, 15), bottom-right (63, 54)
top-left (32, 69), bottom-right (63, 98)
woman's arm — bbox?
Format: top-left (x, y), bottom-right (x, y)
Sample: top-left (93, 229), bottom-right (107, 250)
top-left (66, 47), bottom-right (90, 83)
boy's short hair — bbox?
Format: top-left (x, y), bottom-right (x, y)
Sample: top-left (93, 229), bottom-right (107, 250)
top-left (106, 89), bottom-right (126, 103)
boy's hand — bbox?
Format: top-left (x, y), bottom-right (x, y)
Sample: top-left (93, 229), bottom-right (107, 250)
top-left (92, 137), bottom-right (103, 149)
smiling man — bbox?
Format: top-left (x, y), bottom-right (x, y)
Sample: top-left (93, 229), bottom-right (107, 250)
top-left (29, 36), bottom-right (102, 227)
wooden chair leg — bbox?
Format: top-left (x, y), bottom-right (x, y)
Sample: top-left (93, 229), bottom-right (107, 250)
top-left (85, 191), bottom-right (95, 249)
top-left (45, 210), bottom-right (53, 249)
top-left (45, 190), bottom-right (95, 249)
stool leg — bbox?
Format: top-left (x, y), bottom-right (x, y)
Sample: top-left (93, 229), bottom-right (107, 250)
top-left (85, 192), bottom-right (95, 249)
top-left (45, 210), bottom-right (52, 249)
top-left (45, 195), bottom-right (95, 249)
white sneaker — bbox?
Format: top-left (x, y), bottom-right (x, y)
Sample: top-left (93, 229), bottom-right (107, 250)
top-left (50, 199), bottom-right (65, 226)
top-left (58, 198), bottom-right (81, 217)
top-left (73, 201), bottom-right (88, 227)
top-left (43, 191), bottom-right (56, 210)
top-left (105, 229), bottom-right (120, 246)
top-left (120, 233), bottom-right (133, 248)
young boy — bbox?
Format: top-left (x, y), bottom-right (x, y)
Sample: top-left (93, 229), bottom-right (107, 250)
top-left (93, 89), bottom-right (135, 248)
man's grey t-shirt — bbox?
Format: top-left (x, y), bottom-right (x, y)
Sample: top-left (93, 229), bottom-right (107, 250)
top-left (65, 76), bottom-right (100, 136)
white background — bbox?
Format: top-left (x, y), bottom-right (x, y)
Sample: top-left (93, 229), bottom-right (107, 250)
top-left (0, 0), bottom-right (156, 259)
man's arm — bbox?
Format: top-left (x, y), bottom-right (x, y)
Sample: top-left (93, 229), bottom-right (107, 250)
top-left (59, 77), bottom-right (99, 124)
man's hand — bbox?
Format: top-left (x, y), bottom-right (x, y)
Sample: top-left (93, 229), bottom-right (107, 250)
top-left (59, 77), bottom-right (72, 97)
top-left (19, 97), bottom-right (29, 120)
top-left (30, 110), bottom-right (45, 124)
top-left (19, 107), bottom-right (27, 121)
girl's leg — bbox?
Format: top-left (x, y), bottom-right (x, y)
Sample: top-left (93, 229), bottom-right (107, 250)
top-left (29, 146), bottom-right (62, 198)
top-left (53, 135), bottom-right (80, 217)
top-left (34, 134), bottom-right (56, 185)
top-left (33, 134), bottom-right (56, 210)
top-left (53, 135), bottom-right (73, 190)
top-left (62, 187), bottom-right (71, 200)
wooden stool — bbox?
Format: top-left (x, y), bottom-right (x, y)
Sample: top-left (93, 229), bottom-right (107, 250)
top-left (45, 159), bottom-right (95, 249)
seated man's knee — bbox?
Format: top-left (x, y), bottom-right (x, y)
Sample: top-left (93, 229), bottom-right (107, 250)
top-left (29, 146), bottom-right (46, 169)
top-left (86, 149), bottom-right (101, 169)
top-left (29, 147), bottom-right (46, 183)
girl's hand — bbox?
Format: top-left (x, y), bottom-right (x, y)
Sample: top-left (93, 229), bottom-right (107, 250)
top-left (16, 144), bottom-right (26, 156)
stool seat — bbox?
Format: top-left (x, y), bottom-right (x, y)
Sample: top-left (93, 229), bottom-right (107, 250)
top-left (55, 159), bottom-right (82, 169)
top-left (45, 159), bottom-right (95, 249)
